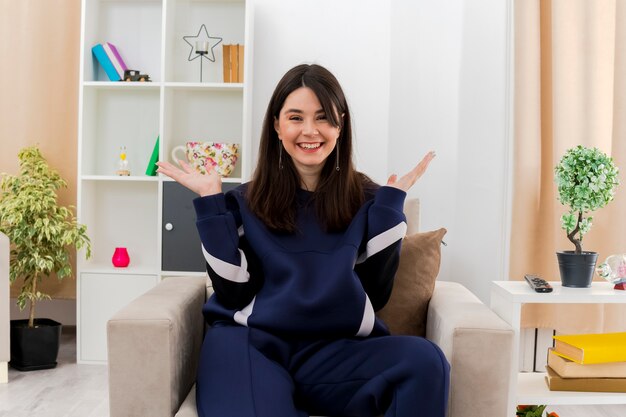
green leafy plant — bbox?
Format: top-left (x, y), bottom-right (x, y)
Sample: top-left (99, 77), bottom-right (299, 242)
top-left (554, 145), bottom-right (620, 254)
top-left (516, 404), bottom-right (559, 417)
top-left (0, 146), bottom-right (91, 328)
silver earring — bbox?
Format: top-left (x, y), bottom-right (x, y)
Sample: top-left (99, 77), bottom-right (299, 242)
top-left (279, 142), bottom-right (284, 170)
top-left (335, 144), bottom-right (340, 171)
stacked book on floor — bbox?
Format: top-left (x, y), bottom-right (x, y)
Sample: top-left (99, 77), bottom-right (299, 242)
top-left (545, 332), bottom-right (626, 392)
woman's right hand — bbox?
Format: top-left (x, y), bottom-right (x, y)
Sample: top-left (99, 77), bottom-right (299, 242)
top-left (156, 160), bottom-right (222, 197)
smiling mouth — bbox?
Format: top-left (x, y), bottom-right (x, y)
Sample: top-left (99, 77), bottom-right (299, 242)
top-left (299, 143), bottom-right (322, 150)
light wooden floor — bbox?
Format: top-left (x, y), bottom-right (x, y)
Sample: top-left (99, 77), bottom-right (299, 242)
top-left (1, 329), bottom-right (626, 417)
top-left (0, 327), bottom-right (108, 417)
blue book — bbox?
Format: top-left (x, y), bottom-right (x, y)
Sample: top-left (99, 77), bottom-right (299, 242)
top-left (92, 43), bottom-right (121, 81)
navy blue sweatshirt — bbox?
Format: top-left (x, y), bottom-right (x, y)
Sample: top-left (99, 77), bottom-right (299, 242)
top-left (193, 183), bottom-right (407, 338)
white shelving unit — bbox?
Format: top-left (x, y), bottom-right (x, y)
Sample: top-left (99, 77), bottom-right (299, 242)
top-left (490, 281), bottom-right (626, 411)
top-left (76, 0), bottom-right (253, 364)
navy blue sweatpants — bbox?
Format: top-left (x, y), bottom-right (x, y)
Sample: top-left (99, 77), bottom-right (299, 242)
top-left (196, 324), bottom-right (450, 417)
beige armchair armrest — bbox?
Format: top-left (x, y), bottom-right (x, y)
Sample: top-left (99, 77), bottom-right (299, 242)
top-left (107, 276), bottom-right (206, 417)
top-left (426, 281), bottom-right (514, 417)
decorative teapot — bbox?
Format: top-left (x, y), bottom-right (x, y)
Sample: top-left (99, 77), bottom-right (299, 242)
top-left (596, 254), bottom-right (626, 289)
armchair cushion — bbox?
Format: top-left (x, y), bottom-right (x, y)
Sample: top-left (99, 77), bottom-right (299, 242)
top-left (377, 228), bottom-right (447, 337)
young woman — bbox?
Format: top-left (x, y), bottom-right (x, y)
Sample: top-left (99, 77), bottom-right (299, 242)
top-left (156, 64), bottom-right (449, 417)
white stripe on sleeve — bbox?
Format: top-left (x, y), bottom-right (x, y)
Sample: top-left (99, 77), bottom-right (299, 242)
top-left (355, 222), bottom-right (407, 264)
top-left (201, 244), bottom-right (250, 283)
top-left (355, 294), bottom-right (375, 337)
top-left (233, 297), bottom-right (256, 327)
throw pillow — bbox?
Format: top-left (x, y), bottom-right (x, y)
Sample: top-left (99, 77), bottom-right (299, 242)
top-left (376, 227), bottom-right (447, 337)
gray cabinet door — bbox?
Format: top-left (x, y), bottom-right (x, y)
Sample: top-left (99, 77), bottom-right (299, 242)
top-left (162, 182), bottom-right (239, 272)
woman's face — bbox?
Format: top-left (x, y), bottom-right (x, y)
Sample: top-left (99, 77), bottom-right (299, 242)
top-left (274, 87), bottom-right (341, 178)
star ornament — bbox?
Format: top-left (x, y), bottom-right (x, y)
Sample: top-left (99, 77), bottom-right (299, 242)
top-left (183, 24), bottom-right (223, 62)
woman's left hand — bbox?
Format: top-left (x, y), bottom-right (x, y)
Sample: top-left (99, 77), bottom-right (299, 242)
top-left (386, 151), bottom-right (436, 192)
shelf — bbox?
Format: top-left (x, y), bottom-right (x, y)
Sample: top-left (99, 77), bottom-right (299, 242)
top-left (80, 181), bottom-right (158, 268)
top-left (164, 82), bottom-right (243, 91)
top-left (160, 175), bottom-right (241, 183)
top-left (80, 87), bottom-right (160, 176)
top-left (78, 0), bottom-right (250, 363)
top-left (80, 265), bottom-right (159, 275)
top-left (492, 281), bottom-right (626, 304)
top-left (83, 82), bottom-right (243, 92)
top-left (517, 372), bottom-right (626, 405)
top-left (491, 281), bottom-right (626, 410)
top-left (162, 88), bottom-right (244, 178)
top-left (97, 0), bottom-right (161, 3)
top-left (163, 0), bottom-right (245, 83)
top-left (161, 271), bottom-right (208, 278)
top-left (82, 175), bottom-right (159, 181)
top-left (82, 0), bottom-right (162, 82)
top-left (79, 271), bottom-right (159, 364)
top-left (218, 177), bottom-right (242, 184)
top-left (84, 81), bottom-right (161, 90)
top-left (168, 0), bottom-right (245, 3)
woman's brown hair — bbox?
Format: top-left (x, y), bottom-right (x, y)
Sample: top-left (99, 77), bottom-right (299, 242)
top-left (247, 64), bottom-right (372, 233)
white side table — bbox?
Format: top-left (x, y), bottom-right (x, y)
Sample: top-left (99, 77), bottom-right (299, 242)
top-left (490, 281), bottom-right (626, 412)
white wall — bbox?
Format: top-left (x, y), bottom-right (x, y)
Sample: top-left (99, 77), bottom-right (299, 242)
top-left (250, 0), bottom-right (391, 182)
top-left (10, 299), bottom-right (76, 326)
top-left (251, 0), bottom-right (513, 303)
top-left (388, 0), bottom-right (513, 302)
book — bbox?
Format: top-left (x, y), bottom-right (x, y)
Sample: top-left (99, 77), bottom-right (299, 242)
top-left (545, 365), bottom-right (626, 392)
top-left (230, 44), bottom-right (238, 83)
top-left (103, 42), bottom-right (128, 79)
top-left (548, 348), bottom-right (626, 378)
top-left (534, 328), bottom-right (554, 372)
top-left (92, 43), bottom-right (121, 81)
top-left (145, 136), bottom-right (159, 176)
top-left (237, 44), bottom-right (244, 83)
top-left (223, 44), bottom-right (231, 83)
top-left (553, 332), bottom-right (626, 364)
top-left (519, 328), bottom-right (535, 372)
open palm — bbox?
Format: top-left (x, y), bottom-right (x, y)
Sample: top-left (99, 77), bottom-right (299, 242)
top-left (156, 160), bottom-right (222, 197)
top-left (386, 151), bottom-right (435, 192)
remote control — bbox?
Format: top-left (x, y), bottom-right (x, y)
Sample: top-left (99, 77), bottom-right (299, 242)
top-left (524, 274), bottom-right (553, 293)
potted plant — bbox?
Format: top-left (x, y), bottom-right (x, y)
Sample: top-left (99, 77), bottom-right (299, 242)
top-left (554, 145), bottom-right (620, 288)
top-left (0, 146), bottom-right (91, 370)
top-left (516, 405), bottom-right (559, 417)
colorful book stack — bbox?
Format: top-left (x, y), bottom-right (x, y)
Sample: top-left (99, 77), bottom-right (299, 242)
top-left (222, 44), bottom-right (244, 83)
top-left (92, 42), bottom-right (129, 81)
top-left (545, 332), bottom-right (626, 392)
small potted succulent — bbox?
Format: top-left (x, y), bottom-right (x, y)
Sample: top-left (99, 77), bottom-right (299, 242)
top-left (554, 145), bottom-right (620, 287)
top-left (0, 146), bottom-right (91, 370)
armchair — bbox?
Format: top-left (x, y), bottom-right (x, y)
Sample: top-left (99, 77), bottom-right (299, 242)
top-left (107, 201), bottom-right (514, 417)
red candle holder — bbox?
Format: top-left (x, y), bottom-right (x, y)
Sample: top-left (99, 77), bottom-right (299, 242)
top-left (112, 247), bottom-right (130, 267)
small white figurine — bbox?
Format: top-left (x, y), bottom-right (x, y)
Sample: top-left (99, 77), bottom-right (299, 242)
top-left (116, 146), bottom-right (130, 176)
